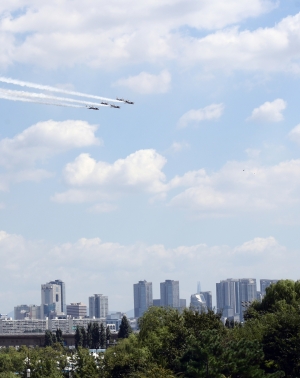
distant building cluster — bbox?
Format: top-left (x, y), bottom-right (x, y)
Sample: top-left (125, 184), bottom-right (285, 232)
top-left (0, 277), bottom-right (279, 334)
top-left (216, 278), bottom-right (278, 322)
top-left (0, 279), bottom-right (126, 335)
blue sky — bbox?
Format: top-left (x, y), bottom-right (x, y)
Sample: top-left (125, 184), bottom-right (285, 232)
top-left (1, 0), bottom-right (300, 313)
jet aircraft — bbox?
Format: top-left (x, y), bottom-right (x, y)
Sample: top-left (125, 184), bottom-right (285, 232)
top-left (87, 106), bottom-right (99, 110)
top-left (111, 104), bottom-right (120, 109)
top-left (116, 97), bottom-right (134, 104)
top-left (101, 102), bottom-right (109, 105)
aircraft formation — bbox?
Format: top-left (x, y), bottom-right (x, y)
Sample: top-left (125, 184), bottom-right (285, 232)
top-left (0, 77), bottom-right (134, 111)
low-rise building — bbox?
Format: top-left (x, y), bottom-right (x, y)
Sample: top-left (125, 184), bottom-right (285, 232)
top-left (67, 303), bottom-right (87, 318)
top-left (0, 319), bottom-right (48, 334)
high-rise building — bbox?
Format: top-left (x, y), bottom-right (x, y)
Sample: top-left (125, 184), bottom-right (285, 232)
top-left (48, 280), bottom-right (66, 313)
top-left (133, 280), bottom-right (153, 318)
top-left (190, 293), bottom-right (207, 313)
top-left (14, 305), bottom-right (41, 320)
top-left (89, 294), bottom-right (108, 318)
top-left (216, 278), bottom-right (257, 322)
top-left (41, 283), bottom-right (62, 318)
top-left (67, 303), bottom-right (87, 318)
top-left (160, 280), bottom-right (180, 309)
top-left (201, 291), bottom-right (213, 311)
top-left (14, 305), bottom-right (30, 320)
top-left (216, 279), bottom-right (240, 319)
top-left (239, 278), bottom-right (257, 321)
top-left (260, 279), bottom-right (279, 297)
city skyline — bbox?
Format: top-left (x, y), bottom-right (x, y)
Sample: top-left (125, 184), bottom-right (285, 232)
top-left (6, 277), bottom-right (280, 319)
top-left (0, 2), bottom-right (300, 315)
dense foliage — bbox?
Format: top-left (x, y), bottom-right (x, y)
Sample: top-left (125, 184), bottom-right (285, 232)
top-left (1, 280), bottom-right (300, 377)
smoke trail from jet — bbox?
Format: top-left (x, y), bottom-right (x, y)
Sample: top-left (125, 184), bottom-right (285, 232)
top-left (0, 77), bottom-right (122, 103)
top-left (0, 92), bottom-right (85, 108)
top-left (0, 88), bottom-right (108, 107)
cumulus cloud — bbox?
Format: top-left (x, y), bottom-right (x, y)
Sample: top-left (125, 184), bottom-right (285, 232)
top-left (0, 0), bottom-right (280, 70)
top-left (0, 229), bottom-right (294, 313)
top-left (0, 120), bottom-right (100, 169)
top-left (52, 149), bottom-right (167, 203)
top-left (288, 124), bottom-right (300, 145)
top-left (168, 158), bottom-right (300, 217)
top-left (247, 99), bottom-right (286, 122)
top-left (0, 120), bottom-right (99, 190)
top-left (114, 70), bottom-right (171, 94)
top-left (177, 103), bottom-right (224, 129)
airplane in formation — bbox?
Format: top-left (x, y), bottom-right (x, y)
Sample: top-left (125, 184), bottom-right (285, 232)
top-left (87, 106), bottom-right (99, 110)
top-left (110, 104), bottom-right (120, 109)
top-left (101, 102), bottom-right (109, 105)
top-left (116, 97), bottom-right (134, 104)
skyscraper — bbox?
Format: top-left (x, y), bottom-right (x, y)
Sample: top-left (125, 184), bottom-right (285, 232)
top-left (190, 293), bottom-right (207, 313)
top-left (239, 278), bottom-right (257, 321)
top-left (200, 291), bottom-right (213, 311)
top-left (89, 294), bottom-right (108, 318)
top-left (48, 280), bottom-right (66, 313)
top-left (260, 279), bottom-right (279, 297)
top-left (216, 278), bottom-right (257, 322)
top-left (133, 280), bottom-right (153, 318)
top-left (41, 282), bottom-right (64, 318)
top-left (160, 280), bottom-right (180, 309)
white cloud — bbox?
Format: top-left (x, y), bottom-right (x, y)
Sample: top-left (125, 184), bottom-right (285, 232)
top-left (167, 141), bottom-right (190, 153)
top-left (0, 120), bottom-right (100, 169)
top-left (114, 70), bottom-right (171, 94)
top-left (177, 103), bottom-right (224, 129)
top-left (54, 147), bottom-right (300, 219)
top-left (0, 120), bottom-right (99, 190)
top-left (247, 99), bottom-right (286, 122)
top-left (0, 0), bottom-right (279, 69)
top-left (0, 229), bottom-right (295, 313)
top-left (53, 149), bottom-right (167, 203)
top-left (168, 158), bottom-right (300, 217)
top-left (288, 124), bottom-right (300, 145)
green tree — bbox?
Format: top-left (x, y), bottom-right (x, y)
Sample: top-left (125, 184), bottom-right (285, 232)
top-left (55, 328), bottom-right (63, 345)
top-left (86, 323), bottom-right (93, 348)
top-left (118, 315), bottom-right (132, 339)
top-left (106, 325), bottom-right (111, 346)
top-left (91, 322), bottom-right (100, 349)
top-left (75, 326), bottom-right (83, 349)
top-left (73, 347), bottom-right (99, 378)
top-left (100, 323), bottom-right (106, 349)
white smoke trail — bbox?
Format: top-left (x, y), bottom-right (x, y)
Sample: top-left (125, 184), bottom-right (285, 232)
top-left (0, 76), bottom-right (123, 103)
top-left (0, 92), bottom-right (85, 108)
top-left (0, 88), bottom-right (109, 107)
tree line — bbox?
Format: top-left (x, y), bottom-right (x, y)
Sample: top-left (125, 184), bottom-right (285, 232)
top-left (74, 322), bottom-right (110, 349)
top-left (0, 280), bottom-right (300, 377)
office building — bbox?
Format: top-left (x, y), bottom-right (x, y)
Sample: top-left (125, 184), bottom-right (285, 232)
top-left (48, 280), bottom-right (66, 313)
top-left (260, 279), bottom-right (279, 297)
top-left (133, 280), bottom-right (153, 318)
top-left (190, 293), bottom-right (207, 313)
top-left (160, 280), bottom-right (180, 309)
top-left (41, 282), bottom-right (64, 318)
top-left (14, 305), bottom-right (30, 320)
top-left (216, 278), bottom-right (257, 322)
top-left (89, 294), bottom-right (108, 318)
top-left (201, 291), bottom-right (213, 311)
top-left (67, 303), bottom-right (87, 318)
top-left (14, 305), bottom-right (41, 320)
